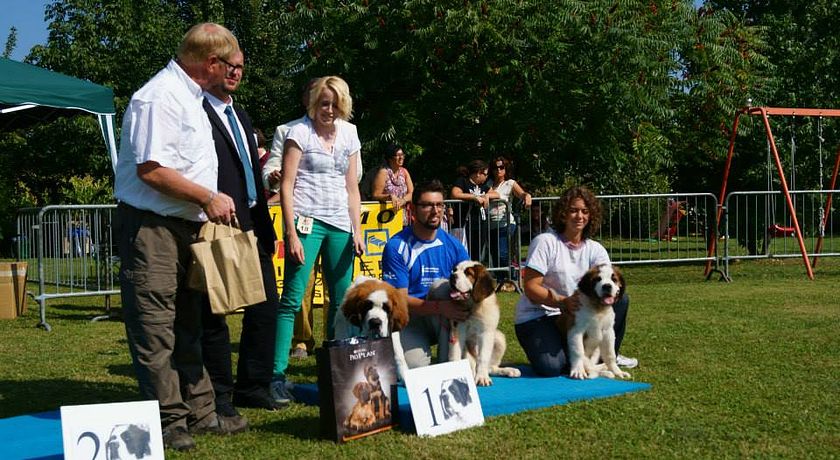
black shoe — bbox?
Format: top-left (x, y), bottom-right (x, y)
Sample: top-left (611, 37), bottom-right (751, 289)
top-left (191, 413), bottom-right (249, 436)
top-left (163, 426), bottom-right (195, 451)
top-left (234, 387), bottom-right (288, 411)
top-left (216, 400), bottom-right (240, 418)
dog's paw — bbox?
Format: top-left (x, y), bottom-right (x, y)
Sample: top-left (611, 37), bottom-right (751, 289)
top-left (616, 370), bottom-right (632, 379)
top-left (476, 374), bottom-right (493, 386)
top-left (569, 364), bottom-right (587, 380)
top-left (506, 367), bottom-right (522, 378)
top-left (595, 369), bottom-right (614, 379)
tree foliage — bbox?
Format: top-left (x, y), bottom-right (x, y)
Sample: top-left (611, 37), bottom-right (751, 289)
top-left (1, 0), bottom-right (777, 253)
top-left (706, 0), bottom-right (840, 192)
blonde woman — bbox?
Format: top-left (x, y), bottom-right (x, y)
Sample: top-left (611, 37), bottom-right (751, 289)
top-left (271, 76), bottom-right (365, 403)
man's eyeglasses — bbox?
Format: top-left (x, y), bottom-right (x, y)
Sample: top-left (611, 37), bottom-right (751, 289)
top-left (218, 56), bottom-right (244, 73)
top-left (416, 202), bottom-right (445, 210)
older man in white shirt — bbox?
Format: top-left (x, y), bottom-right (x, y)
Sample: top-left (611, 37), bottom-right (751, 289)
top-left (114, 22), bottom-right (245, 452)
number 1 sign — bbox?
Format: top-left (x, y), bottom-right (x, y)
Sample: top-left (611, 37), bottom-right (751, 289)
top-left (404, 360), bottom-right (484, 436)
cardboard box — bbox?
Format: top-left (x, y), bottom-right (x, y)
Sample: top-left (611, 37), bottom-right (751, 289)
top-left (0, 262), bottom-right (28, 319)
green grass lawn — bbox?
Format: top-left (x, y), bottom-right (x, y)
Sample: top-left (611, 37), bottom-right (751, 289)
top-left (1, 259), bottom-right (839, 459)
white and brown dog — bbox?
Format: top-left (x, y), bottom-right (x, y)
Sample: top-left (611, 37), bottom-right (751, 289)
top-left (428, 260), bottom-right (522, 386)
top-left (556, 264), bottom-right (630, 380)
top-left (334, 276), bottom-right (410, 381)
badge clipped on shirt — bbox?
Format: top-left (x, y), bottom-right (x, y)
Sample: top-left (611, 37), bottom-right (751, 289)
top-left (297, 215), bottom-right (314, 235)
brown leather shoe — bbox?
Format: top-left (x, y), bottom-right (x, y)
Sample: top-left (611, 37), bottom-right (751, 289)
top-left (163, 426), bottom-right (195, 451)
top-left (191, 413), bottom-right (249, 436)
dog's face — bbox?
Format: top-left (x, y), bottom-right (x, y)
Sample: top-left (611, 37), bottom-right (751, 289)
top-left (448, 260), bottom-right (496, 304)
top-left (352, 381), bottom-right (372, 403)
top-left (105, 424), bottom-right (151, 460)
top-left (364, 365), bottom-right (381, 387)
top-left (577, 264), bottom-right (624, 307)
top-left (440, 378), bottom-right (472, 419)
top-left (342, 277), bottom-right (409, 337)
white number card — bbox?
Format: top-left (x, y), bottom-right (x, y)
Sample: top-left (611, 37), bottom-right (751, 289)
top-left (404, 360), bottom-right (484, 436)
top-left (61, 400), bottom-right (164, 460)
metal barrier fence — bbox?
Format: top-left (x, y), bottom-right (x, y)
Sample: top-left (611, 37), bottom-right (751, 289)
top-left (16, 205), bottom-right (119, 331)
top-left (722, 189), bottom-right (840, 277)
top-left (442, 198), bottom-right (521, 288)
top-left (519, 193), bottom-right (721, 267)
top-left (16, 192), bottom-right (837, 329)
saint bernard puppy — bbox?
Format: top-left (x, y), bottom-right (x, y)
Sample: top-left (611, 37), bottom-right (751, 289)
top-left (427, 260), bottom-right (522, 386)
top-left (334, 276), bottom-right (410, 381)
top-left (555, 264), bottom-right (630, 380)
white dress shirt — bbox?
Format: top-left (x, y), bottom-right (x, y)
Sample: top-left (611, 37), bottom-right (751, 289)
top-left (114, 60), bottom-right (218, 221)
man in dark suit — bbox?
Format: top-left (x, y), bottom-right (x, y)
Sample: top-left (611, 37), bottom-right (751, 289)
top-left (201, 49), bottom-right (283, 413)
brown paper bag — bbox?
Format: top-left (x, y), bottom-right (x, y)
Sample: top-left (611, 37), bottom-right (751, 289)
top-left (188, 221), bottom-right (266, 314)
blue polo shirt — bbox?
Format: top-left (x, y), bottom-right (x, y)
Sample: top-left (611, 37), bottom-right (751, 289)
top-left (381, 227), bottom-right (469, 299)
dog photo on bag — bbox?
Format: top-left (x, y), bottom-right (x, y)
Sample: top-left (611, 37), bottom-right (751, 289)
top-left (317, 337), bottom-right (399, 442)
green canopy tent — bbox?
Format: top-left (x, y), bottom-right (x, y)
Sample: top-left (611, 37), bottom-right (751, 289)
top-left (0, 57), bottom-right (118, 171)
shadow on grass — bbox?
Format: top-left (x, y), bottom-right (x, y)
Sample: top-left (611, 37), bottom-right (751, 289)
top-left (48, 303), bottom-right (121, 322)
top-left (0, 379), bottom-right (139, 418)
top-left (258, 414), bottom-right (321, 440)
top-left (106, 363), bottom-right (135, 378)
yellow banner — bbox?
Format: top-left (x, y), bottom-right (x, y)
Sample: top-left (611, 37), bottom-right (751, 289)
top-left (269, 204), bottom-right (404, 305)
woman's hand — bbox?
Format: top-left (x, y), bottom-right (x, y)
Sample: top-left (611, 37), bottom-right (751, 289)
top-left (389, 193), bottom-right (402, 209)
top-left (286, 234), bottom-right (305, 265)
top-left (352, 232), bottom-right (365, 257)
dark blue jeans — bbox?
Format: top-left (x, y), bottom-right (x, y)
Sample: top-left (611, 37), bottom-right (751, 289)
top-left (490, 223), bottom-right (516, 281)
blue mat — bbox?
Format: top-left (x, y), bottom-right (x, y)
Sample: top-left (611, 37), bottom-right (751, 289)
top-left (293, 366), bottom-right (651, 431)
top-left (1, 410), bottom-right (63, 460)
top-left (0, 368), bottom-right (650, 458)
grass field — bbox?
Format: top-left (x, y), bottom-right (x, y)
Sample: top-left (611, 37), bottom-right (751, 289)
top-left (1, 259), bottom-right (838, 459)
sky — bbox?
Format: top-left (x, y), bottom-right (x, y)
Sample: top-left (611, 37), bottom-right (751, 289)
top-left (1, 1), bottom-right (50, 61)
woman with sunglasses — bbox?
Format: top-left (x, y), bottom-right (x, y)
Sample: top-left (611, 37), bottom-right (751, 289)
top-left (488, 156), bottom-right (532, 284)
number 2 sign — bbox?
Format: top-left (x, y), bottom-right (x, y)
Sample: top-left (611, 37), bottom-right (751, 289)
top-left (61, 400), bottom-right (164, 460)
top-left (404, 360), bottom-right (484, 436)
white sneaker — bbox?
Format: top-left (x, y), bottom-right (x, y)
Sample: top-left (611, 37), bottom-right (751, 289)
top-left (616, 354), bottom-right (638, 369)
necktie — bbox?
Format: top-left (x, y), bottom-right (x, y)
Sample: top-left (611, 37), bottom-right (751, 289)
top-left (224, 105), bottom-right (257, 203)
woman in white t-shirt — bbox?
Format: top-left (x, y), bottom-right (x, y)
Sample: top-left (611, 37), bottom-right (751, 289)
top-left (273, 76), bottom-right (365, 398)
top-left (513, 186), bottom-right (636, 376)
top-left (488, 156), bottom-right (531, 282)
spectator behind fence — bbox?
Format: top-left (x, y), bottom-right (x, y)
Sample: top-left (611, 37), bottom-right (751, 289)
top-left (513, 185), bottom-right (638, 377)
top-left (449, 160), bottom-right (499, 263)
top-left (271, 75), bottom-right (365, 404)
top-left (488, 156), bottom-right (532, 283)
top-left (200, 48), bottom-right (283, 414)
top-left (113, 22), bottom-right (247, 452)
top-left (370, 143), bottom-right (414, 227)
top-left (382, 180), bottom-right (471, 368)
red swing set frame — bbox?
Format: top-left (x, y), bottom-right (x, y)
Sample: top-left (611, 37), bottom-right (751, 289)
top-left (706, 106), bottom-right (840, 280)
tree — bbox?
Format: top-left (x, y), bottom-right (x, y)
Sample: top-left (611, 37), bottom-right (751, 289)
top-left (274, 1), bottom-right (769, 194)
top-left (1, 0), bottom-right (773, 255)
top-left (704, 0), bottom-right (840, 192)
top-left (3, 26), bottom-right (17, 58)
